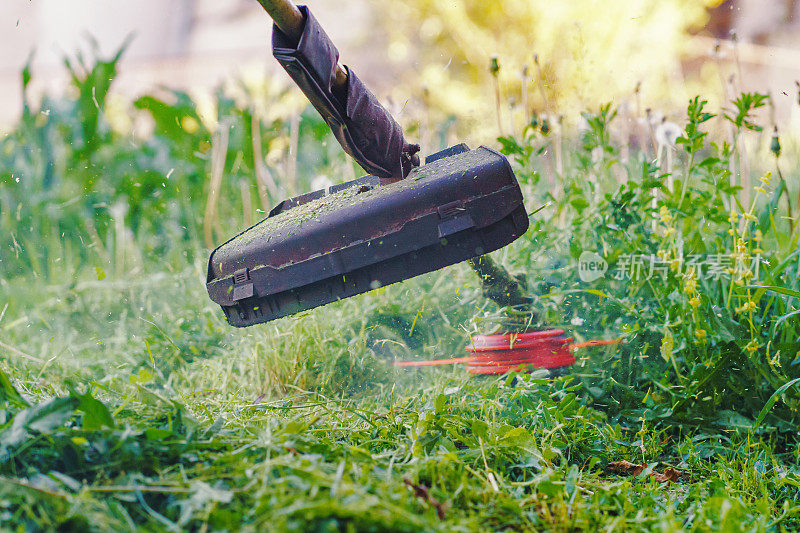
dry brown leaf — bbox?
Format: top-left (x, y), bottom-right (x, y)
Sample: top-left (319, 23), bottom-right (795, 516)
top-left (608, 460), bottom-right (645, 476)
top-left (608, 461), bottom-right (682, 483)
top-left (652, 467), bottom-right (682, 483)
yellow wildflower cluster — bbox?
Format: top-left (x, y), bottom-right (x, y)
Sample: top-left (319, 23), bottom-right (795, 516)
top-left (768, 347), bottom-right (782, 370)
top-left (730, 237), bottom-right (754, 286)
top-left (658, 205), bottom-right (677, 238)
top-left (753, 173), bottom-right (771, 195)
top-left (694, 329), bottom-right (707, 345)
top-left (727, 210), bottom-right (738, 236)
top-left (753, 172), bottom-right (772, 194)
top-left (754, 172), bottom-right (769, 202)
top-left (684, 267), bottom-right (704, 316)
top-left (735, 299), bottom-right (757, 315)
top-left (722, 173), bottom-right (771, 360)
top-left (753, 230), bottom-right (764, 255)
top-left (659, 205), bottom-right (672, 224)
top-left (744, 339), bottom-right (760, 354)
top-left (683, 268), bottom-right (698, 295)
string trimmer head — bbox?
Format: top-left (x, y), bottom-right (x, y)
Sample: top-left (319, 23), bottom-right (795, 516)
top-left (207, 145), bottom-right (529, 326)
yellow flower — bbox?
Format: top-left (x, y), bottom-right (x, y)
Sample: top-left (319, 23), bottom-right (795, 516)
top-left (744, 340), bottom-right (760, 353)
top-left (743, 213), bottom-right (757, 222)
top-left (181, 116), bottom-right (200, 134)
top-left (664, 227), bottom-right (676, 237)
top-left (694, 329), bottom-right (707, 345)
top-left (670, 258), bottom-right (682, 272)
top-left (736, 300), bottom-right (757, 314)
top-left (656, 249), bottom-right (668, 260)
top-left (728, 211), bottom-right (738, 224)
top-left (728, 228), bottom-right (735, 236)
top-left (754, 230), bottom-right (763, 243)
top-left (659, 206), bottom-right (672, 224)
top-left (689, 296), bottom-right (701, 308)
top-left (760, 172), bottom-right (771, 187)
top-left (683, 277), bottom-right (697, 294)
top-left (736, 238), bottom-right (747, 251)
top-left (754, 186), bottom-right (767, 195)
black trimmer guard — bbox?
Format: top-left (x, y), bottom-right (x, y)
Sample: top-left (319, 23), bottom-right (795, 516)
top-left (206, 144), bottom-right (529, 327)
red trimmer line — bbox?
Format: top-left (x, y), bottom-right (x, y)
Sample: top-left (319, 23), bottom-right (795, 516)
top-left (392, 329), bottom-right (621, 375)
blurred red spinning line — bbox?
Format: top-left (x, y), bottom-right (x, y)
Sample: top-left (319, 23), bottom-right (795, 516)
top-left (392, 329), bottom-right (621, 375)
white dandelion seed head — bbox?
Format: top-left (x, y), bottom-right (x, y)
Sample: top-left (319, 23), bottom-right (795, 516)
top-left (656, 121), bottom-right (682, 150)
top-left (648, 110), bottom-right (665, 127)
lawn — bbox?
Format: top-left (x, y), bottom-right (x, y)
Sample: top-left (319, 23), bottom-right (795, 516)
top-left (1, 52), bottom-right (799, 531)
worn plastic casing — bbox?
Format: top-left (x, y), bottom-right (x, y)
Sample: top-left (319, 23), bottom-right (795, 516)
top-left (206, 145), bottom-right (529, 327)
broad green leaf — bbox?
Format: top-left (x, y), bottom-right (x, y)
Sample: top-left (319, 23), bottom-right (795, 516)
top-left (0, 397), bottom-right (78, 458)
top-left (471, 419), bottom-right (488, 440)
top-left (0, 369), bottom-right (28, 408)
top-left (715, 410), bottom-right (753, 430)
top-left (499, 426), bottom-right (530, 444)
top-left (752, 285), bottom-right (800, 300)
top-left (434, 393), bottom-right (446, 414)
top-left (661, 330), bottom-right (674, 363)
top-left (70, 389), bottom-right (114, 430)
top-left (774, 309), bottom-right (800, 332)
top-left (565, 464), bottom-right (580, 495)
top-left (754, 377), bottom-right (800, 429)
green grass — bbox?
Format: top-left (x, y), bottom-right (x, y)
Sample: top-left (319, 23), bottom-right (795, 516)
top-left (1, 49), bottom-right (800, 531)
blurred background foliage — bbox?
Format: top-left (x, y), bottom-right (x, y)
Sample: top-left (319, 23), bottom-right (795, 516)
top-left (0, 46), bottom-right (357, 279)
top-left (6, 0), bottom-right (799, 148)
top-left (378, 0), bottom-right (723, 140)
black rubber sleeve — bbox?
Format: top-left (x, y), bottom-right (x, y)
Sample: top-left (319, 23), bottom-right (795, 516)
top-left (272, 6), bottom-right (419, 181)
